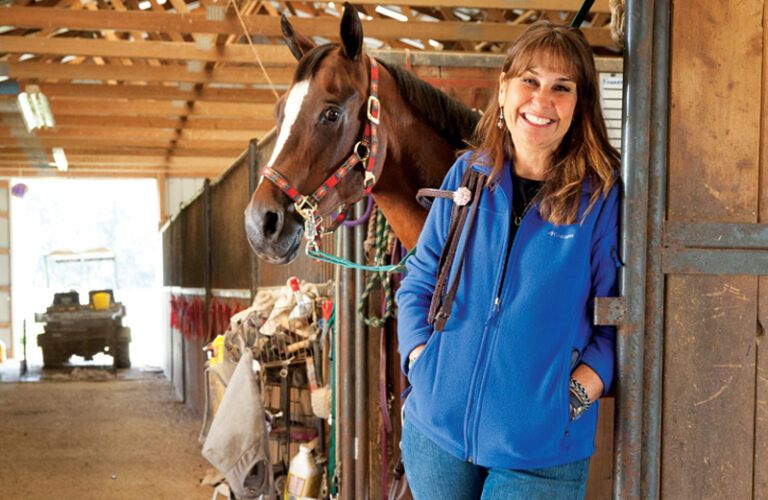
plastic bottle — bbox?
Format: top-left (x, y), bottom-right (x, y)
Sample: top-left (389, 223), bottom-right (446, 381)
top-left (284, 444), bottom-right (321, 500)
top-left (288, 277), bottom-right (313, 329)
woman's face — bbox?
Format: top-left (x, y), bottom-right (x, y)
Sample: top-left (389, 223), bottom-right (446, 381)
top-left (498, 63), bottom-right (578, 156)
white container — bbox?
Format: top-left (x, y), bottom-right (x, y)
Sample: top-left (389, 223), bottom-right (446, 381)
top-left (284, 444), bottom-right (321, 500)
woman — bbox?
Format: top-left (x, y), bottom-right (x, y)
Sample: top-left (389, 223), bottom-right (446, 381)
top-left (396, 21), bottom-right (621, 499)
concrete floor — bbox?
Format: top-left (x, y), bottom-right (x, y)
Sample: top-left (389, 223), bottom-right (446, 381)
top-left (0, 364), bottom-right (211, 500)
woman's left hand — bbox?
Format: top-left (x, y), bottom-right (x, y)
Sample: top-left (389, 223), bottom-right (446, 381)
top-left (571, 364), bottom-right (604, 402)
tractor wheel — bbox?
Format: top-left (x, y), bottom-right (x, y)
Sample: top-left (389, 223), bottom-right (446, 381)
top-left (114, 340), bottom-right (131, 369)
top-left (42, 345), bottom-right (68, 368)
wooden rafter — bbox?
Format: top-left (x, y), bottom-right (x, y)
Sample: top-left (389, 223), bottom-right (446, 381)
top-left (50, 114), bottom-right (273, 130)
top-left (3, 61), bottom-right (296, 85)
top-left (31, 83), bottom-right (278, 104)
top-left (0, 1), bottom-right (619, 178)
top-left (2, 8), bottom-right (614, 47)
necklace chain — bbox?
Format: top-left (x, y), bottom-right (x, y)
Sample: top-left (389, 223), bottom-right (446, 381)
top-left (511, 186), bottom-right (537, 226)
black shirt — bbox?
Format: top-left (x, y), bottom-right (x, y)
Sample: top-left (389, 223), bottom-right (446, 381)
top-left (510, 172), bottom-right (544, 241)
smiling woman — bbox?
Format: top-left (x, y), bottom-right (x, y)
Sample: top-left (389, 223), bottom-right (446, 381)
top-left (396, 20), bottom-right (622, 500)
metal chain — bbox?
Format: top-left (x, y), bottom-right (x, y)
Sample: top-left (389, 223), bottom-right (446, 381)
top-left (357, 208), bottom-right (395, 327)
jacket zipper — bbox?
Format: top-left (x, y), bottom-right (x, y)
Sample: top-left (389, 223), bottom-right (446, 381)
top-left (493, 208), bottom-right (517, 312)
top-left (463, 186), bottom-right (514, 463)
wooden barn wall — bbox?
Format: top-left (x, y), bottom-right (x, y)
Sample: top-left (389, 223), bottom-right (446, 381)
top-left (169, 218), bottom-right (184, 402)
top-left (663, 1), bottom-right (765, 498)
top-left (210, 157), bottom-right (251, 290)
top-left (181, 196), bottom-right (207, 414)
top-left (179, 197), bottom-right (205, 288)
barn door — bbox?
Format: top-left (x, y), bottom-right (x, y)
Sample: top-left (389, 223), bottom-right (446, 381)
top-left (614, 1), bottom-right (768, 498)
top-left (657, 1), bottom-right (767, 498)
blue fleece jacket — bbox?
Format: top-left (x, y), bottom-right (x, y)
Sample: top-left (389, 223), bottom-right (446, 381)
top-left (396, 151), bottom-right (621, 469)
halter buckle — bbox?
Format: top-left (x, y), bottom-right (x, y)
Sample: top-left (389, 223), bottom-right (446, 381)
top-left (353, 141), bottom-right (370, 162)
top-left (367, 95), bottom-right (381, 125)
top-left (295, 196), bottom-right (318, 218)
top-left (363, 171), bottom-right (376, 190)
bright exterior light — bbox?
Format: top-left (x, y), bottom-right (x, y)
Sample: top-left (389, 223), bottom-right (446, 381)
top-left (374, 6), bottom-right (408, 22)
top-left (52, 148), bottom-right (68, 172)
top-left (428, 39), bottom-right (444, 50)
top-left (16, 86), bottom-right (55, 133)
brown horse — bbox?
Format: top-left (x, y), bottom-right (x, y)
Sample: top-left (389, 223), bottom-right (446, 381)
top-left (244, 2), bottom-right (479, 264)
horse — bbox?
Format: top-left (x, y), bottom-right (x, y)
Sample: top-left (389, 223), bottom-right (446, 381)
top-left (244, 2), bottom-right (480, 264)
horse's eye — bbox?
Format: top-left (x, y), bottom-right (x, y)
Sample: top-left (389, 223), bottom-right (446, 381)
top-left (321, 108), bottom-right (341, 123)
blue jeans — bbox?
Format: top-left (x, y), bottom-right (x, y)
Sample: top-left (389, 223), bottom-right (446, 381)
top-left (401, 419), bottom-right (589, 500)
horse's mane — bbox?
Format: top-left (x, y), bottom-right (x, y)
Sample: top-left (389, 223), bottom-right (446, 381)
top-left (378, 60), bottom-right (480, 151)
top-left (294, 44), bottom-right (480, 151)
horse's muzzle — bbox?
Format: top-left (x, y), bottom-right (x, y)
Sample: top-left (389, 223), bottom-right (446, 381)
top-left (244, 201), bottom-right (303, 264)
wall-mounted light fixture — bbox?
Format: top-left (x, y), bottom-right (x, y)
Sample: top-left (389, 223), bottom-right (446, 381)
top-left (52, 147), bottom-right (68, 172)
top-left (17, 85), bottom-right (55, 133)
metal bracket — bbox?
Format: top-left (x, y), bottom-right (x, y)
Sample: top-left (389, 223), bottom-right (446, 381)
top-left (594, 296), bottom-right (625, 326)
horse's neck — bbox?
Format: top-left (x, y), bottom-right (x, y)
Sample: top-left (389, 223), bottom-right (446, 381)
top-left (370, 86), bottom-right (458, 248)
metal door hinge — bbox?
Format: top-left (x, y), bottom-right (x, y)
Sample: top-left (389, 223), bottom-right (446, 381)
top-left (594, 296), bottom-right (625, 326)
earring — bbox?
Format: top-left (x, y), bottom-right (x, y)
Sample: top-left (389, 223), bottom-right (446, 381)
top-left (497, 107), bottom-right (504, 129)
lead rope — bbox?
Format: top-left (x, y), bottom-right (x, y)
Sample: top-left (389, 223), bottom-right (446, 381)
top-left (357, 208), bottom-right (396, 327)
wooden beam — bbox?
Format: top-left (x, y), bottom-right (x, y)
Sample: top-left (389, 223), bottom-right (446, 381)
top-left (34, 83), bottom-right (280, 104)
top-left (324, 0), bottom-right (611, 10)
top-left (0, 154), bottom-right (235, 166)
top-left (0, 166), bottom-right (223, 177)
top-left (0, 157), bottom-right (230, 168)
top-left (0, 136), bottom-right (253, 149)
top-left (10, 125), bottom-right (263, 141)
top-left (0, 35), bottom-right (297, 65)
top-left (4, 60), bottom-right (295, 85)
top-left (156, 172), bottom-right (167, 224)
top-left (43, 98), bottom-right (274, 118)
top-left (0, 146), bottom-right (243, 157)
top-left (1, 7), bottom-right (615, 46)
top-left (49, 114), bottom-right (274, 130)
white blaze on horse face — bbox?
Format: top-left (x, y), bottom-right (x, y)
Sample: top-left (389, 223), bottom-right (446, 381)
top-left (266, 80), bottom-right (310, 170)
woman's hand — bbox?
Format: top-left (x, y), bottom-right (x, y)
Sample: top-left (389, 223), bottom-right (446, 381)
top-left (407, 344), bottom-right (426, 371)
top-left (571, 363), bottom-right (604, 402)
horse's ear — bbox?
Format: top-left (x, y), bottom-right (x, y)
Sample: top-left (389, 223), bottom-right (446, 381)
top-left (281, 14), bottom-right (315, 61)
top-left (340, 2), bottom-right (363, 61)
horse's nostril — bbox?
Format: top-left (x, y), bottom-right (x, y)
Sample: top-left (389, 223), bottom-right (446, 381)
top-left (263, 209), bottom-right (283, 240)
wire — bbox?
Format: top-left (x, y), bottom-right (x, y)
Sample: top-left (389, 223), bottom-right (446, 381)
top-left (227, 0), bottom-right (281, 101)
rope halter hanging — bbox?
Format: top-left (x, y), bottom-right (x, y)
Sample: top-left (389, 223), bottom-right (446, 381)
top-left (260, 57), bottom-right (382, 253)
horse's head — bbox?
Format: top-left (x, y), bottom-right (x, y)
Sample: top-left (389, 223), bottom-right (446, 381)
top-left (245, 3), bottom-right (382, 264)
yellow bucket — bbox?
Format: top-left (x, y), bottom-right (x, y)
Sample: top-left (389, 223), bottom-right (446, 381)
top-left (92, 292), bottom-right (111, 310)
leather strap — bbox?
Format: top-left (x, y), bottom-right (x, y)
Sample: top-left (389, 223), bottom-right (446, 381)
top-left (416, 188), bottom-right (454, 208)
top-left (421, 168), bottom-right (487, 332)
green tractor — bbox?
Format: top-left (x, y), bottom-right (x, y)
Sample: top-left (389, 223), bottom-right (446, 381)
top-left (35, 250), bottom-right (131, 369)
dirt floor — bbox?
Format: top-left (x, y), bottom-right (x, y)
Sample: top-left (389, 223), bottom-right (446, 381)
top-left (0, 365), bottom-right (212, 500)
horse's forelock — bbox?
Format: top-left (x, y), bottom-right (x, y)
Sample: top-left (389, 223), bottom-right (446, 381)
top-left (294, 44), bottom-right (338, 83)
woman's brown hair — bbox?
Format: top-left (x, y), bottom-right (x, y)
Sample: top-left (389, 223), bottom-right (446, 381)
top-left (471, 21), bottom-right (620, 225)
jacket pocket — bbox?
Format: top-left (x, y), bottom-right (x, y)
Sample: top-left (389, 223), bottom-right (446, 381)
top-left (407, 331), bottom-right (440, 385)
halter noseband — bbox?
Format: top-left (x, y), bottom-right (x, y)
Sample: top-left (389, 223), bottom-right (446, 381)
top-left (261, 58), bottom-right (382, 252)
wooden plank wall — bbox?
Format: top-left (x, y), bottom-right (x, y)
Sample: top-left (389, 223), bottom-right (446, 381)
top-left (664, 1), bottom-right (764, 498)
top-left (757, 0), bottom-right (768, 493)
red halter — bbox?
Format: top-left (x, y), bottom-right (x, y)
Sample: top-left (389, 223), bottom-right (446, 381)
top-left (260, 57), bottom-right (382, 251)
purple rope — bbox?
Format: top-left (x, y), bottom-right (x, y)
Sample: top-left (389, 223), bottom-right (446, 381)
top-left (340, 195), bottom-right (374, 227)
